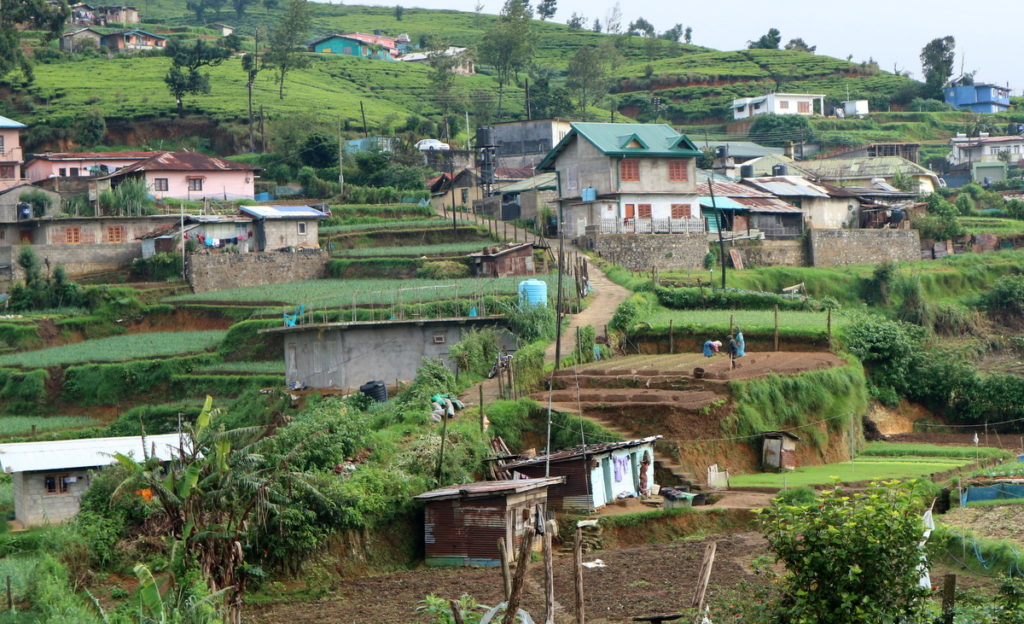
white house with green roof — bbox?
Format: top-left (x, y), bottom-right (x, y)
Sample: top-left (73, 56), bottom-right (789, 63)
top-left (537, 122), bottom-right (705, 237)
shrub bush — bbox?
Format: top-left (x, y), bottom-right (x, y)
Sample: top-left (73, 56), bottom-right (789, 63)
top-left (416, 260), bottom-right (469, 278)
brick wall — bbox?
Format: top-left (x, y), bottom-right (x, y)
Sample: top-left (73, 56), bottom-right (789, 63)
top-left (730, 239), bottom-right (807, 267)
top-left (585, 233), bottom-right (708, 270)
top-left (186, 250), bottom-right (328, 293)
top-left (808, 229), bottom-right (920, 267)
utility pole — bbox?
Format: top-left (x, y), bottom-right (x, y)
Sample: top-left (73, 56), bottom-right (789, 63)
top-left (525, 78), bottom-right (531, 120)
top-left (449, 153), bottom-right (457, 232)
top-left (553, 203), bottom-right (565, 368)
top-left (707, 177), bottom-right (727, 289)
top-left (360, 101), bottom-right (369, 138)
top-left (337, 117), bottom-right (344, 198)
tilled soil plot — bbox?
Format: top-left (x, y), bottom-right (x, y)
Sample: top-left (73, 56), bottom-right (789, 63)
top-left (888, 432), bottom-right (1024, 450)
top-left (246, 532), bottom-right (769, 624)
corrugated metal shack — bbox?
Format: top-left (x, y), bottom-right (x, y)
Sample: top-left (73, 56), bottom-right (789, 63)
top-left (503, 436), bottom-right (661, 511)
top-left (468, 243), bottom-right (535, 278)
top-left (414, 477), bottom-right (564, 567)
top-left (761, 431), bottom-right (800, 472)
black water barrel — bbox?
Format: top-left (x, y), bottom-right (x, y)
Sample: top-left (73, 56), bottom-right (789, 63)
top-left (359, 380), bottom-right (388, 402)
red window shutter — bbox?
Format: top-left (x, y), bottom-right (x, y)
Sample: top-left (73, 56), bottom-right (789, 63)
top-left (620, 159), bottom-right (640, 182)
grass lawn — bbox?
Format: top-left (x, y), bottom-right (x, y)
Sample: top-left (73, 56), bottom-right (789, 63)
top-left (729, 456), bottom-right (971, 488)
top-left (0, 415), bottom-right (101, 437)
top-left (0, 330), bottom-right (226, 368)
top-left (967, 498), bottom-right (1024, 507)
top-left (320, 218), bottom-right (474, 234)
top-left (644, 306), bottom-right (850, 334)
top-left (196, 361), bottom-right (285, 374)
top-left (861, 442), bottom-right (1012, 460)
top-left (166, 274), bottom-right (559, 308)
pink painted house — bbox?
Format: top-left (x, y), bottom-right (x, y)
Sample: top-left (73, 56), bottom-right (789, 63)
top-left (340, 32), bottom-right (400, 58)
top-left (101, 151), bottom-right (257, 201)
top-left (24, 151), bottom-right (162, 182)
top-left (0, 115), bottom-right (27, 192)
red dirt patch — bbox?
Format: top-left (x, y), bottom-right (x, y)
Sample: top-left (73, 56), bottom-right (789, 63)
top-left (560, 352), bottom-right (845, 382)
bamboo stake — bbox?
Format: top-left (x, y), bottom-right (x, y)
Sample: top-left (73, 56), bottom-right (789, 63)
top-left (942, 574), bottom-right (957, 624)
top-left (449, 599), bottom-right (466, 624)
top-left (543, 520), bottom-right (555, 624)
top-left (690, 541), bottom-right (717, 623)
top-left (498, 538), bottom-right (512, 601)
top-left (774, 304), bottom-right (780, 352)
top-left (502, 528), bottom-right (535, 624)
top-left (574, 527), bottom-right (585, 624)
top-left (479, 384), bottom-right (485, 433)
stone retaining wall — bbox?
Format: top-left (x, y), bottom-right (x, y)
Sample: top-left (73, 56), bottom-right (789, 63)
top-left (186, 250), bottom-right (328, 293)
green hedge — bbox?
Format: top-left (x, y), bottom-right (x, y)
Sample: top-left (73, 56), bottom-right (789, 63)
top-left (327, 257), bottom-right (423, 279)
top-left (0, 323), bottom-right (41, 350)
top-left (0, 368), bottom-right (48, 414)
top-left (654, 285), bottom-right (812, 311)
top-left (62, 354), bottom-right (218, 405)
top-left (169, 374), bottom-right (283, 397)
top-left (218, 319), bottom-right (281, 361)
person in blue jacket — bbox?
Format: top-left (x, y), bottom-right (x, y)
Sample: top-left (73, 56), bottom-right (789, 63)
top-left (735, 329), bottom-right (746, 357)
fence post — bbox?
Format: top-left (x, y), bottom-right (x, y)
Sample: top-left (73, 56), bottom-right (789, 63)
top-left (827, 308), bottom-right (833, 339)
top-left (669, 319), bottom-right (674, 354)
top-left (774, 305), bottom-right (779, 352)
top-left (479, 384), bottom-right (485, 433)
top-left (942, 574), bottom-right (956, 624)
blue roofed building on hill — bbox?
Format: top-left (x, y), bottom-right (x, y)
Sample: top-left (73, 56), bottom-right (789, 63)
top-left (537, 122), bottom-right (705, 238)
top-left (944, 80), bottom-right (1010, 113)
top-left (238, 205), bottom-right (328, 251)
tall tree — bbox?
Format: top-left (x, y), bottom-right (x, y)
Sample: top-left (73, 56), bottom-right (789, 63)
top-left (659, 23), bottom-right (683, 42)
top-left (427, 41), bottom-right (465, 139)
top-left (628, 17), bottom-right (654, 37)
top-left (536, 0), bottom-right (556, 20)
top-left (566, 12), bottom-right (584, 30)
top-left (604, 2), bottom-right (622, 34)
top-left (784, 37), bottom-right (815, 53)
top-left (232, 0), bottom-right (255, 19)
top-left (591, 18), bottom-right (602, 33)
top-left (920, 36), bottom-right (955, 100)
top-left (684, 26), bottom-right (692, 44)
top-left (266, 0), bottom-right (312, 99)
top-left (164, 38), bottom-right (232, 117)
top-left (748, 27), bottom-right (781, 49)
top-left (527, 63), bottom-right (572, 119)
top-left (0, 0), bottom-right (68, 81)
top-left (479, 0), bottom-right (534, 120)
top-left (566, 45), bottom-right (609, 119)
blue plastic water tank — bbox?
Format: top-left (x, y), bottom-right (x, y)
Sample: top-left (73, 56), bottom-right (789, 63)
top-left (518, 279), bottom-right (548, 308)
top-left (581, 187), bottom-right (597, 202)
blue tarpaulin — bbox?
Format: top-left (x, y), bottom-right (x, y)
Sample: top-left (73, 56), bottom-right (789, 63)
top-left (960, 484), bottom-right (1024, 507)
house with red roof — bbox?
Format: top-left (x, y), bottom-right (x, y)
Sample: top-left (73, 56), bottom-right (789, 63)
top-left (98, 151), bottom-right (257, 201)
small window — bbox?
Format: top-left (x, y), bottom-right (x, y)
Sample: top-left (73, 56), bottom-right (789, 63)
top-left (106, 225), bottom-right (125, 243)
top-left (671, 204), bottom-right (691, 218)
top-left (637, 204), bottom-right (652, 219)
top-left (187, 178), bottom-right (204, 191)
top-left (779, 100), bottom-right (789, 109)
top-left (70, 167), bottom-right (79, 177)
top-left (44, 474), bottom-right (69, 494)
top-left (797, 101), bottom-right (811, 114)
top-left (0, 165), bottom-right (14, 179)
top-left (59, 168), bottom-right (67, 177)
top-left (297, 222), bottom-right (307, 235)
top-left (668, 160), bottom-right (689, 182)
top-left (620, 159), bottom-right (640, 182)
top-left (65, 227), bottom-right (81, 244)
top-left (461, 188), bottom-right (469, 203)
top-left (153, 178), bottom-right (169, 191)
top-left (432, 334), bottom-right (446, 344)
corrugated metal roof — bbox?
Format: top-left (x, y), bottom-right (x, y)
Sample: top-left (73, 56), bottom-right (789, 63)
top-left (29, 151), bottom-right (162, 161)
top-left (743, 176), bottom-right (831, 198)
top-left (497, 171), bottom-right (557, 194)
top-left (700, 140), bottom-right (784, 158)
top-left (0, 433), bottom-right (182, 473)
top-left (414, 477), bottom-right (564, 501)
top-left (797, 156), bottom-right (937, 180)
top-left (503, 436), bottom-right (661, 470)
top-left (699, 196), bottom-right (747, 210)
top-left (733, 197), bottom-right (803, 213)
top-left (0, 115), bottom-right (27, 129)
top-left (110, 152), bottom-right (256, 177)
top-left (238, 205), bottom-right (327, 219)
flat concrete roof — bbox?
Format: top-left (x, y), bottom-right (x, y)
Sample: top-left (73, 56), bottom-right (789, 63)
top-left (260, 315), bottom-right (507, 335)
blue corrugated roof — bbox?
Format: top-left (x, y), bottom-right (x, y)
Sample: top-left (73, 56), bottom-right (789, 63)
top-left (0, 115), bottom-right (27, 129)
top-left (239, 205), bottom-right (327, 219)
top-left (699, 196), bottom-right (746, 210)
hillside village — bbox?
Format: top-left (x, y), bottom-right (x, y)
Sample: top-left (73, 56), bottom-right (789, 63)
top-left (1, 0), bottom-right (1024, 622)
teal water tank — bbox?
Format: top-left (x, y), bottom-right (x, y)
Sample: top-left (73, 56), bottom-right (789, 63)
top-left (518, 279), bottom-right (548, 308)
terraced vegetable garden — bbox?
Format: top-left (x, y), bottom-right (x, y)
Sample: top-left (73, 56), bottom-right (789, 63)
top-left (333, 242), bottom-right (498, 257)
top-left (0, 415), bottom-right (102, 437)
top-left (729, 456), bottom-right (973, 488)
top-left (0, 330), bottom-right (227, 368)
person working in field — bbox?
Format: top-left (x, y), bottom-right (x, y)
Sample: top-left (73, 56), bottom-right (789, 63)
top-left (702, 339), bottom-right (722, 357)
top-left (727, 334), bottom-right (739, 369)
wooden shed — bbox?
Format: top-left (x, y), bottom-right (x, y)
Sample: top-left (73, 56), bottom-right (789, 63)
top-left (468, 243), bottom-right (536, 278)
top-left (413, 477), bottom-right (563, 567)
top-left (761, 431), bottom-right (800, 472)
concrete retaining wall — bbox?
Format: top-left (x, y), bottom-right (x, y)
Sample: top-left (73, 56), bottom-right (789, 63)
top-left (0, 243), bottom-right (142, 290)
top-left (808, 229), bottom-right (920, 267)
top-left (586, 233), bottom-right (708, 271)
top-left (730, 239), bottom-right (807, 267)
top-left (186, 250), bottom-right (328, 293)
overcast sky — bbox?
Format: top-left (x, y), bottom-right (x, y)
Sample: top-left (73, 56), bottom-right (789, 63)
top-left (352, 0), bottom-right (1023, 92)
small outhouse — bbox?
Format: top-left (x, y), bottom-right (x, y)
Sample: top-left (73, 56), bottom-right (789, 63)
top-left (414, 477), bottom-right (563, 567)
top-left (761, 431), bottom-right (800, 472)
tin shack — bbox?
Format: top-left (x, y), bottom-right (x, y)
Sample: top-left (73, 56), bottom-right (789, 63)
top-left (414, 477), bottom-right (564, 567)
top-left (468, 243), bottom-right (536, 278)
top-left (503, 436), bottom-right (661, 511)
top-left (761, 431), bottom-right (800, 472)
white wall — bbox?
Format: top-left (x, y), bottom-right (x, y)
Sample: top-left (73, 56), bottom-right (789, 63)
top-left (14, 470), bottom-right (93, 526)
top-left (618, 194), bottom-right (700, 219)
top-left (588, 443), bottom-right (656, 508)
